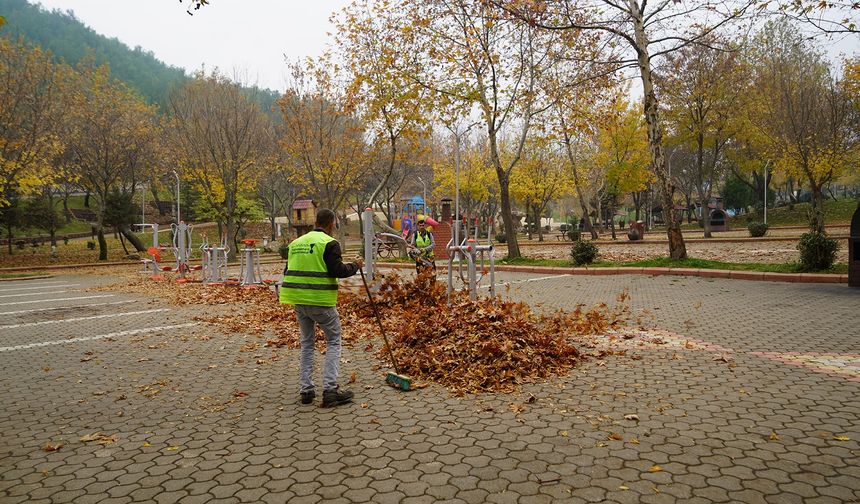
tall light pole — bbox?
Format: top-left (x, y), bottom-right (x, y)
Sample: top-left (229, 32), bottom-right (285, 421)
top-left (762, 160), bottom-right (771, 225)
top-left (172, 169), bottom-right (181, 224)
top-left (417, 176), bottom-right (427, 214)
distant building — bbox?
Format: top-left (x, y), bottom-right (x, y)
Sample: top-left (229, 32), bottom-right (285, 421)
top-left (292, 199), bottom-right (318, 237)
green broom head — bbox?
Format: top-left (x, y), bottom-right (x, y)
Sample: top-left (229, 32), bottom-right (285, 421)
top-left (385, 371), bottom-right (412, 391)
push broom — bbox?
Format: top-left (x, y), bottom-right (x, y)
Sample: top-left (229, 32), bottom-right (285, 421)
top-left (359, 268), bottom-right (412, 391)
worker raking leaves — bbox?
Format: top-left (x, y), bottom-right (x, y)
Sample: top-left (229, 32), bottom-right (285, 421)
top-left (278, 208), bottom-right (364, 408)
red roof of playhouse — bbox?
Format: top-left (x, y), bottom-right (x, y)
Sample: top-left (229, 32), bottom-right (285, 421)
top-left (293, 199), bottom-right (315, 209)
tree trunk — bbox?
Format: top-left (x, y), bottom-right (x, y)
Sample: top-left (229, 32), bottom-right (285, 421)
top-left (97, 226), bottom-right (108, 261)
top-left (118, 228), bottom-right (130, 255)
top-left (535, 204), bottom-right (544, 242)
top-left (496, 170), bottom-right (520, 258)
top-left (120, 225), bottom-right (146, 252)
top-left (699, 189), bottom-right (712, 238)
top-left (84, 191), bottom-right (90, 208)
top-left (226, 215), bottom-right (237, 261)
top-left (62, 194), bottom-right (72, 224)
top-left (609, 199), bottom-right (617, 240)
top-left (5, 224), bottom-right (12, 255)
top-left (631, 2), bottom-right (686, 259)
top-left (809, 184), bottom-right (825, 234)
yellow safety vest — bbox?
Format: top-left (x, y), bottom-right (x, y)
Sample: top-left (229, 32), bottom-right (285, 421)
top-left (279, 231), bottom-right (338, 306)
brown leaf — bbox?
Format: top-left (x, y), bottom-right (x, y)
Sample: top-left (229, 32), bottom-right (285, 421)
top-left (624, 414), bottom-right (640, 421)
top-left (608, 432), bottom-right (623, 441)
top-left (42, 443), bottom-right (63, 452)
top-left (348, 372), bottom-right (357, 384)
top-left (80, 433), bottom-right (116, 445)
top-left (649, 464), bottom-right (663, 472)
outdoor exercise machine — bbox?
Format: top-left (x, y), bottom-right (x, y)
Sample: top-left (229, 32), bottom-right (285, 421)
top-left (238, 239), bottom-right (265, 287)
top-left (136, 223), bottom-right (160, 274)
top-left (445, 123), bottom-right (496, 302)
top-left (446, 233), bottom-right (496, 302)
top-left (171, 221), bottom-right (194, 280)
top-left (200, 234), bottom-right (230, 285)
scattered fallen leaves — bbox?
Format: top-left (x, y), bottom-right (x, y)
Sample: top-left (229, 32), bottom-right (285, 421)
top-left (233, 390), bottom-right (249, 398)
top-left (833, 435), bottom-right (850, 441)
top-left (649, 465), bottom-right (663, 473)
top-left (348, 372), bottom-right (357, 384)
top-left (609, 432), bottom-right (624, 441)
top-left (769, 431), bottom-right (780, 441)
top-left (42, 443), bottom-right (62, 452)
top-left (80, 433), bottom-right (116, 445)
top-left (619, 485), bottom-right (629, 491)
top-left (624, 414), bottom-right (640, 421)
top-left (166, 446), bottom-right (180, 451)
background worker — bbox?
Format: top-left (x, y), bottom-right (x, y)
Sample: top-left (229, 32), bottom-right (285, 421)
top-left (409, 218), bottom-right (436, 274)
top-left (279, 209), bottom-right (363, 407)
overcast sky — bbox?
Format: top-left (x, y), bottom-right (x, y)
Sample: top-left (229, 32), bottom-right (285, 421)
top-left (34, 0), bottom-right (351, 91)
top-left (31, 0), bottom-right (860, 94)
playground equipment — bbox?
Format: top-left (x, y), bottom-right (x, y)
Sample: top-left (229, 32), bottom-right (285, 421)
top-left (171, 221), bottom-right (194, 279)
top-left (362, 208), bottom-right (410, 282)
top-left (238, 239), bottom-right (265, 287)
top-left (446, 229), bottom-right (495, 302)
top-left (135, 222), bottom-right (160, 274)
top-left (200, 235), bottom-right (230, 285)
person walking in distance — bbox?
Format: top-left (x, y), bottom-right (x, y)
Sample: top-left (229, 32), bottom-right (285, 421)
top-left (279, 209), bottom-right (363, 407)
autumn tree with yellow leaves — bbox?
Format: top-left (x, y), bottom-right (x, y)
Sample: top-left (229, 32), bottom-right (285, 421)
top-left (592, 96), bottom-right (652, 239)
top-left (334, 0), bottom-right (431, 211)
top-left (510, 138), bottom-right (571, 241)
top-left (168, 70), bottom-right (274, 260)
top-left (660, 38), bottom-right (747, 237)
top-left (747, 20), bottom-right (857, 233)
top-left (0, 37), bottom-right (69, 253)
top-left (278, 59), bottom-right (370, 242)
top-left (64, 61), bottom-right (158, 260)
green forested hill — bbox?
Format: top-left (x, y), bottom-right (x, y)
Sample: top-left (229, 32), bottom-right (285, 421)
top-left (0, 0), bottom-right (188, 107)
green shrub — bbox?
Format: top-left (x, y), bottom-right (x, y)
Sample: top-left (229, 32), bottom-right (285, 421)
top-left (797, 232), bottom-right (838, 271)
top-left (571, 240), bottom-right (599, 266)
top-left (567, 229), bottom-right (581, 241)
top-left (494, 233), bottom-right (507, 243)
top-left (278, 243), bottom-right (290, 260)
top-left (747, 221), bottom-right (769, 237)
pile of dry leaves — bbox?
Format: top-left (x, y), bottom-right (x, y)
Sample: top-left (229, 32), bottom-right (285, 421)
top-left (101, 270), bottom-right (629, 395)
top-left (342, 271), bottom-right (628, 395)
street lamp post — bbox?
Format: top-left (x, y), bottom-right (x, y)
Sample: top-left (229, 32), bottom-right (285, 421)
top-left (172, 169), bottom-right (181, 224)
top-left (417, 176), bottom-right (427, 214)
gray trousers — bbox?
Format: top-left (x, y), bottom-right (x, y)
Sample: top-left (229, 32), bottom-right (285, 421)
top-left (294, 304), bottom-right (342, 393)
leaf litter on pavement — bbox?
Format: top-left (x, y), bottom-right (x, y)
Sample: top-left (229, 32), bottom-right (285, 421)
top-left (97, 270), bottom-right (639, 395)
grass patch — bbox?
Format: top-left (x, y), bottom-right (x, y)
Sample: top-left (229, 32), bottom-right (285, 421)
top-left (497, 256), bottom-right (571, 267)
top-left (735, 198), bottom-right (858, 227)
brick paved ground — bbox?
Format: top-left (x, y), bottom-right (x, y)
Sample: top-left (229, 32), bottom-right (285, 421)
top-left (1, 270), bottom-right (858, 503)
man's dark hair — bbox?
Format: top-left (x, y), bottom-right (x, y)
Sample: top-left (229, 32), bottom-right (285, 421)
top-left (316, 208), bottom-right (336, 228)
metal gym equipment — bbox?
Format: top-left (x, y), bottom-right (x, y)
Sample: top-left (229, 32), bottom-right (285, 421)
top-left (446, 224), bottom-right (495, 302)
top-left (200, 235), bottom-right (229, 285)
top-left (238, 239), bottom-right (264, 287)
top-left (171, 221), bottom-right (194, 280)
top-left (135, 223), bottom-right (160, 274)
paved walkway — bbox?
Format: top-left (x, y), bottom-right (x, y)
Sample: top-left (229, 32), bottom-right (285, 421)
top-left (1, 272), bottom-right (858, 503)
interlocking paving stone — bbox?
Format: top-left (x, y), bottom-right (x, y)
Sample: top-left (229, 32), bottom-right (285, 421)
top-left (1, 272), bottom-right (858, 503)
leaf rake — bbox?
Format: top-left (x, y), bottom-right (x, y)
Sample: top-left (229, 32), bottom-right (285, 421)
top-left (359, 268), bottom-right (412, 391)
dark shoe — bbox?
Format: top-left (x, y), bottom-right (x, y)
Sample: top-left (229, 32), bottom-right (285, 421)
top-left (322, 388), bottom-right (353, 407)
top-left (300, 391), bottom-right (315, 405)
